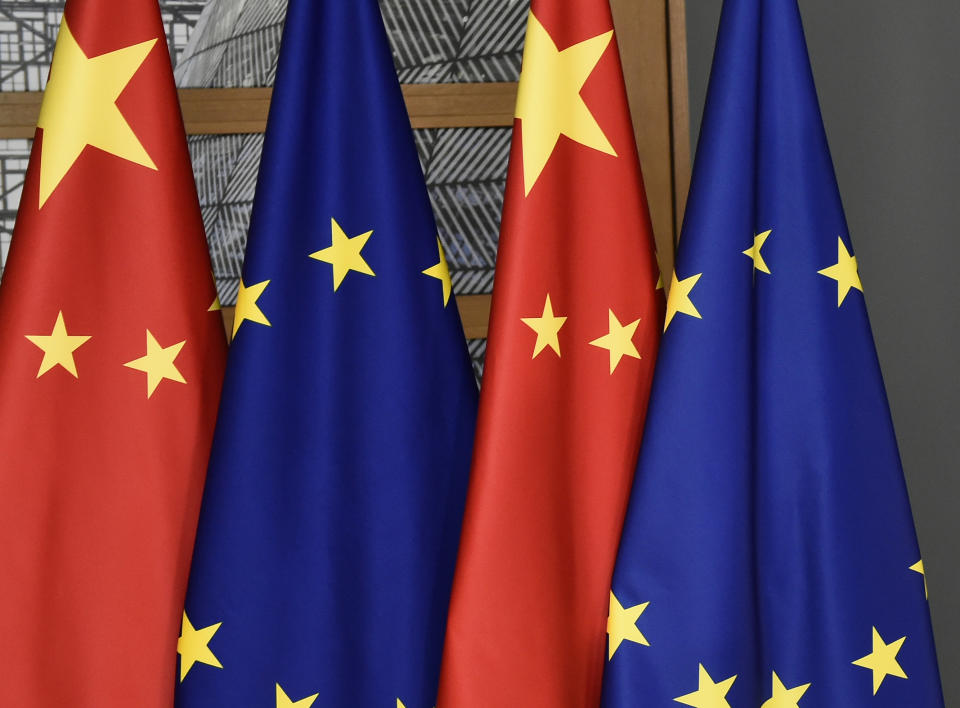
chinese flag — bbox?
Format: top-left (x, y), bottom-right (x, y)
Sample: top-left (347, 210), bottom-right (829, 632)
top-left (438, 0), bottom-right (661, 706)
top-left (0, 1), bottom-right (226, 705)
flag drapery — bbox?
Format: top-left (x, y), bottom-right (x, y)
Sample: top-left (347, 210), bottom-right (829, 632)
top-left (0, 0), bottom-right (226, 705)
top-left (601, 0), bottom-right (943, 706)
top-left (438, 0), bottom-right (662, 705)
top-left (175, 0), bottom-right (478, 706)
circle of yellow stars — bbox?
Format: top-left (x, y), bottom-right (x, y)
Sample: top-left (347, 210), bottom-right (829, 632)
top-left (178, 612), bottom-right (435, 706)
top-left (606, 558), bottom-right (929, 701)
top-left (228, 216), bottom-right (454, 342)
top-left (653, 229), bottom-right (868, 337)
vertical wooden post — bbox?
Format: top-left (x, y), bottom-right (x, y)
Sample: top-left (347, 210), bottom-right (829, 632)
top-left (608, 0), bottom-right (690, 282)
top-left (668, 0), bottom-right (692, 245)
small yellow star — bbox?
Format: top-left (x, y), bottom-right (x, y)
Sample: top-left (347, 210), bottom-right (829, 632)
top-left (852, 627), bottom-right (907, 694)
top-left (177, 612), bottom-right (222, 681)
top-left (760, 672), bottom-right (810, 708)
top-left (275, 683), bottom-right (318, 708)
top-left (422, 237), bottom-right (453, 306)
top-left (25, 310), bottom-right (91, 378)
top-left (514, 11), bottom-right (616, 195)
top-left (521, 293), bottom-right (567, 358)
top-left (123, 329), bottom-right (186, 398)
top-left (664, 271), bottom-right (703, 331)
top-left (233, 278), bottom-right (271, 337)
top-left (37, 19), bottom-right (157, 208)
top-left (310, 217), bottom-right (375, 291)
top-left (817, 237), bottom-right (863, 306)
top-left (589, 309), bottom-right (641, 373)
top-left (743, 229), bottom-right (772, 275)
top-left (910, 560), bottom-right (928, 599)
top-left (607, 591), bottom-right (649, 659)
top-left (674, 664), bottom-right (737, 708)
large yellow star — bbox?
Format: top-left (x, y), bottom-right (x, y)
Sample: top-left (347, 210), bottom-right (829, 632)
top-left (760, 672), bottom-right (810, 708)
top-left (589, 309), bottom-right (641, 373)
top-left (743, 229), bottom-right (773, 275)
top-left (177, 612), bottom-right (222, 681)
top-left (664, 271), bottom-right (703, 332)
top-left (422, 237), bottom-right (453, 306)
top-left (521, 293), bottom-right (567, 358)
top-left (514, 11), bottom-right (616, 195)
top-left (673, 664), bottom-right (737, 708)
top-left (36, 19), bottom-right (157, 208)
top-left (233, 278), bottom-right (272, 337)
top-left (852, 627), bottom-right (907, 694)
top-left (276, 684), bottom-right (318, 708)
top-left (607, 591), bottom-right (649, 659)
top-left (25, 310), bottom-right (91, 378)
top-left (123, 329), bottom-right (186, 398)
top-left (674, 664), bottom-right (737, 708)
top-left (910, 559), bottom-right (928, 599)
top-left (817, 237), bottom-right (863, 306)
top-left (310, 218), bottom-right (375, 291)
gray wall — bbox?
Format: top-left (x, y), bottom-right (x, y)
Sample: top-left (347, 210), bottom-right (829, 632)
top-left (685, 1), bottom-right (960, 702)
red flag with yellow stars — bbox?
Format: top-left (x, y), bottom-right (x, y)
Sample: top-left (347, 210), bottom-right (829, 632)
top-left (438, 0), bottom-right (661, 705)
top-left (0, 1), bottom-right (226, 705)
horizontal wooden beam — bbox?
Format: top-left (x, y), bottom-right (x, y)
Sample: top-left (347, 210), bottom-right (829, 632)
top-left (404, 83), bottom-right (516, 129)
top-left (0, 83), bottom-right (518, 139)
top-left (0, 92), bottom-right (42, 139)
top-left (219, 293), bottom-right (491, 343)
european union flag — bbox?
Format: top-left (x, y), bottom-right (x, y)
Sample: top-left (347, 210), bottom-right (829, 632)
top-left (175, 1), bottom-right (478, 705)
top-left (602, 0), bottom-right (943, 706)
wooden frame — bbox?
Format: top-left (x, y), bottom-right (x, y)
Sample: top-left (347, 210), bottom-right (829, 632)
top-left (0, 1), bottom-right (690, 341)
top-left (0, 83), bottom-right (520, 138)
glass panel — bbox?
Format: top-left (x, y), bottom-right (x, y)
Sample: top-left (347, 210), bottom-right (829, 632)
top-left (173, 0), bottom-right (527, 88)
top-left (0, 0), bottom-right (207, 92)
top-left (174, 0), bottom-right (285, 87)
top-left (383, 0), bottom-right (527, 83)
top-left (467, 338), bottom-right (487, 382)
top-left (0, 138), bottom-right (29, 270)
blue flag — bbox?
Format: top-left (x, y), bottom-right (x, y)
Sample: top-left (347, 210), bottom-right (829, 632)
top-left (175, 1), bottom-right (478, 705)
top-left (601, 0), bottom-right (943, 706)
